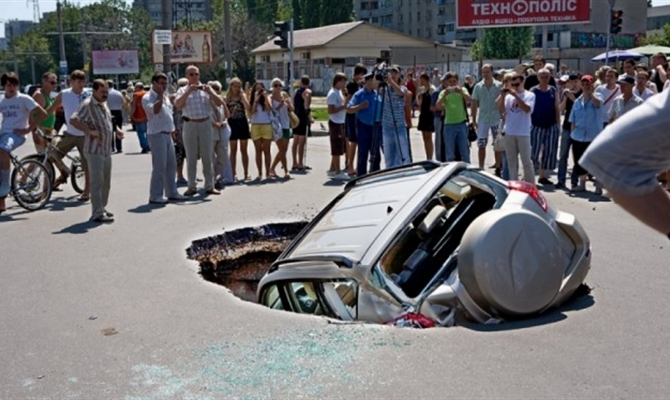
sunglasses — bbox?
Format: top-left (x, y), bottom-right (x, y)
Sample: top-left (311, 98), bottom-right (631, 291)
top-left (272, 84), bottom-right (282, 87)
top-left (188, 72), bottom-right (199, 76)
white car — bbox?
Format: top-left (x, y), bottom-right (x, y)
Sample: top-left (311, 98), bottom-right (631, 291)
top-left (257, 161), bottom-right (591, 327)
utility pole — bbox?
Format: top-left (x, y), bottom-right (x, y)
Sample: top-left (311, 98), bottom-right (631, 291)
top-left (10, 26), bottom-right (18, 77)
top-left (57, 0), bottom-right (67, 80)
top-left (224, 0), bottom-right (233, 80)
top-left (161, 0), bottom-right (171, 76)
top-left (81, 8), bottom-right (87, 79)
top-left (289, 18), bottom-right (294, 89)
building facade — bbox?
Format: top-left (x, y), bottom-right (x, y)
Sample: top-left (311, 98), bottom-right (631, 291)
top-left (355, 0), bottom-right (647, 50)
top-left (4, 20), bottom-right (35, 40)
top-left (132, 0), bottom-right (213, 28)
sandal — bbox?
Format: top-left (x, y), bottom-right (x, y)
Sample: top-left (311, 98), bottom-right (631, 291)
top-left (53, 175), bottom-right (68, 190)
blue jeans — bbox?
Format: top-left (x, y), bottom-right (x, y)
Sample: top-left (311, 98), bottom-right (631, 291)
top-left (135, 122), bottom-right (150, 151)
top-left (434, 117), bottom-right (444, 162)
top-left (557, 127), bottom-right (577, 185)
top-left (443, 122), bottom-right (470, 163)
top-left (501, 151), bottom-right (510, 180)
top-left (356, 120), bottom-right (374, 176)
top-left (382, 124), bottom-right (410, 168)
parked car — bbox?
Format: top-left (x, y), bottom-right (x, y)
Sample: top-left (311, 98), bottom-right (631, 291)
top-left (257, 161), bottom-right (591, 326)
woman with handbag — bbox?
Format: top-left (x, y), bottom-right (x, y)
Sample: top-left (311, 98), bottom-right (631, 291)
top-left (269, 78), bottom-right (294, 180)
top-left (249, 82), bottom-right (273, 181)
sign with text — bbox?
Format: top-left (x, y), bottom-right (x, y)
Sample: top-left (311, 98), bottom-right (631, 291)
top-left (91, 50), bottom-right (139, 75)
top-left (151, 30), bottom-right (214, 64)
top-left (154, 29), bottom-right (172, 45)
top-left (457, 0), bottom-right (591, 29)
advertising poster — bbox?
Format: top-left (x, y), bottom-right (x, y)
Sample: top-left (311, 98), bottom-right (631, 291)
top-left (152, 30), bottom-right (214, 64)
top-left (457, 0), bottom-right (591, 29)
top-left (92, 50), bottom-right (140, 75)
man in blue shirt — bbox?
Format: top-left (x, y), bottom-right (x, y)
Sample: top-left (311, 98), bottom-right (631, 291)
top-left (347, 73), bottom-right (381, 176)
top-left (568, 75), bottom-right (603, 193)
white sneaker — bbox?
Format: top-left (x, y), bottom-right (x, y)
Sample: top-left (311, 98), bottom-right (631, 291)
top-left (335, 172), bottom-right (351, 181)
top-left (327, 170), bottom-right (338, 178)
top-left (149, 197), bottom-right (168, 204)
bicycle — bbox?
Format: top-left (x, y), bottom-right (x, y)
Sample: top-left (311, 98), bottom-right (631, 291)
top-left (21, 128), bottom-right (85, 194)
top-left (3, 151), bottom-right (52, 211)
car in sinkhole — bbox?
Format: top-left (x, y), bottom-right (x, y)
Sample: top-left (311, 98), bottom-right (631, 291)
top-left (256, 161), bottom-right (591, 327)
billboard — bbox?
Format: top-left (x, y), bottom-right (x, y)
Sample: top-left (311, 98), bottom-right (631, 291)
top-left (91, 50), bottom-right (140, 75)
top-left (457, 0), bottom-right (591, 29)
top-left (151, 30), bottom-right (214, 64)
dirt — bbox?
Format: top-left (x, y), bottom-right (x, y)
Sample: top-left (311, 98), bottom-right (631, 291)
top-left (186, 222), bottom-right (308, 302)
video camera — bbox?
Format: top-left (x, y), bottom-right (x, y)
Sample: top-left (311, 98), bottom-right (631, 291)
top-left (374, 63), bottom-right (388, 82)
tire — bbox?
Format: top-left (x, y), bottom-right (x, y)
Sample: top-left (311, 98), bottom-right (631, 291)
top-left (70, 159), bottom-right (85, 194)
top-left (21, 154), bottom-right (55, 183)
top-left (11, 159), bottom-right (52, 212)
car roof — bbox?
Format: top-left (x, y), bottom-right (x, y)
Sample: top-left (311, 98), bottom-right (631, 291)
top-left (286, 163), bottom-right (461, 264)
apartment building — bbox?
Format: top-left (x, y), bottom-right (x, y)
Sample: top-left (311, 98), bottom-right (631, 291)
top-left (4, 20), bottom-right (35, 40)
top-left (356, 0), bottom-right (647, 51)
top-left (132, 0), bottom-right (213, 27)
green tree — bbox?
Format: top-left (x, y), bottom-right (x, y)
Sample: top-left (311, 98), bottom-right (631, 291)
top-left (13, 31), bottom-right (56, 84)
top-left (479, 27), bottom-right (533, 60)
top-left (644, 24), bottom-right (670, 46)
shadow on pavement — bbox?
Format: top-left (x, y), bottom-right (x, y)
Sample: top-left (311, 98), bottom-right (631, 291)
top-left (463, 287), bottom-right (595, 332)
top-left (52, 220), bottom-right (103, 235)
top-left (45, 196), bottom-right (88, 212)
top-left (322, 179), bottom-right (346, 187)
top-left (128, 203), bottom-right (167, 214)
top-left (567, 191), bottom-right (612, 203)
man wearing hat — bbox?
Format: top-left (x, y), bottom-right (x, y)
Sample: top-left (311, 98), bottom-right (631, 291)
top-left (609, 75), bottom-right (643, 124)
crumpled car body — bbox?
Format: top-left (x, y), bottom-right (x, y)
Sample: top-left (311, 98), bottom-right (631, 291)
top-left (257, 161), bottom-right (591, 326)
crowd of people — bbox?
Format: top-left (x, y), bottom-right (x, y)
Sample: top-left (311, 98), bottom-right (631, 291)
top-left (1, 51), bottom-right (669, 221)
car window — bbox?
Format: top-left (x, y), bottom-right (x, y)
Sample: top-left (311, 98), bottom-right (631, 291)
top-left (260, 280), bottom-right (358, 320)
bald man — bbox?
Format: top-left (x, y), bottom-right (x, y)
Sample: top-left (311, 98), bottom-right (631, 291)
top-left (174, 65), bottom-right (225, 196)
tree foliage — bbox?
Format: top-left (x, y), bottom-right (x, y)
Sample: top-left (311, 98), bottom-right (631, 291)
top-left (644, 24), bottom-right (670, 47)
top-left (479, 27), bottom-right (534, 60)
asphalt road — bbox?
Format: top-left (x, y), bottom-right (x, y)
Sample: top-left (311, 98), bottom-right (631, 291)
top-left (1, 123), bottom-right (669, 399)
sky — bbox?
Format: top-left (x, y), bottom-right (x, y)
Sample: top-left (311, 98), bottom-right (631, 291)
top-left (3, 0), bottom-right (670, 38)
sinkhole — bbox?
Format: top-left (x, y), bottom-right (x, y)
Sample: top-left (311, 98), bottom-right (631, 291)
top-left (186, 222), bottom-right (308, 302)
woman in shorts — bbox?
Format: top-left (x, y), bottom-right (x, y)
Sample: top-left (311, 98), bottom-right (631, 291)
top-left (269, 78), bottom-right (293, 180)
top-left (225, 78), bottom-right (251, 181)
top-left (249, 82), bottom-right (273, 180)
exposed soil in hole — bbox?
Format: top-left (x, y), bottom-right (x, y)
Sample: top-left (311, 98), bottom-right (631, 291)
top-left (186, 222), bottom-right (308, 302)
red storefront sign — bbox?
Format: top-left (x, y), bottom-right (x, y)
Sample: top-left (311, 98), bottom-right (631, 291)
top-left (457, 0), bottom-right (591, 29)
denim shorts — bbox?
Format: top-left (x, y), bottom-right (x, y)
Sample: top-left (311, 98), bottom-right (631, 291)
top-left (0, 132), bottom-right (27, 153)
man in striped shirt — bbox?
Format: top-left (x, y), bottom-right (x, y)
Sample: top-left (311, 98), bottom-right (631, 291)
top-left (69, 79), bottom-right (124, 223)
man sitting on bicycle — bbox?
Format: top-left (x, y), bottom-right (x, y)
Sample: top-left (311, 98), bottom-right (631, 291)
top-left (0, 72), bottom-right (49, 213)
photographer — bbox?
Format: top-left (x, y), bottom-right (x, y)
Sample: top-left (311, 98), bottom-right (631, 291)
top-left (381, 65), bottom-right (411, 168)
top-left (436, 71), bottom-right (471, 163)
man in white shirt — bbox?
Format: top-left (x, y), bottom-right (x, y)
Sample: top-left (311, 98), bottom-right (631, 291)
top-left (174, 65), bottom-right (226, 196)
top-left (595, 69), bottom-right (620, 128)
top-left (142, 72), bottom-right (186, 204)
top-left (106, 80), bottom-right (125, 153)
top-left (0, 72), bottom-right (48, 213)
top-left (496, 72), bottom-right (536, 185)
top-left (326, 72), bottom-right (349, 180)
top-left (634, 71), bottom-right (655, 101)
top-left (49, 69), bottom-right (92, 201)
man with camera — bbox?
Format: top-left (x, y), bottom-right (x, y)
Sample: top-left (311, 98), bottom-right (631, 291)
top-left (174, 65), bottom-right (226, 196)
top-left (496, 72), bottom-right (535, 185)
top-left (380, 65), bottom-right (411, 168)
top-left (436, 72), bottom-right (471, 163)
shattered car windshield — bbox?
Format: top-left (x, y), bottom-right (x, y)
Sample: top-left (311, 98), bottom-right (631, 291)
top-left (261, 280), bottom-right (358, 320)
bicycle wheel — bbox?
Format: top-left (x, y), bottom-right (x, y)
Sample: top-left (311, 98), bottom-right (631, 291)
top-left (70, 158), bottom-right (85, 194)
top-left (21, 153), bottom-right (55, 183)
top-left (11, 159), bottom-right (52, 211)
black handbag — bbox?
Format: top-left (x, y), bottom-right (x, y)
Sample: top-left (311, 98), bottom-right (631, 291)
top-left (462, 98), bottom-right (477, 142)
